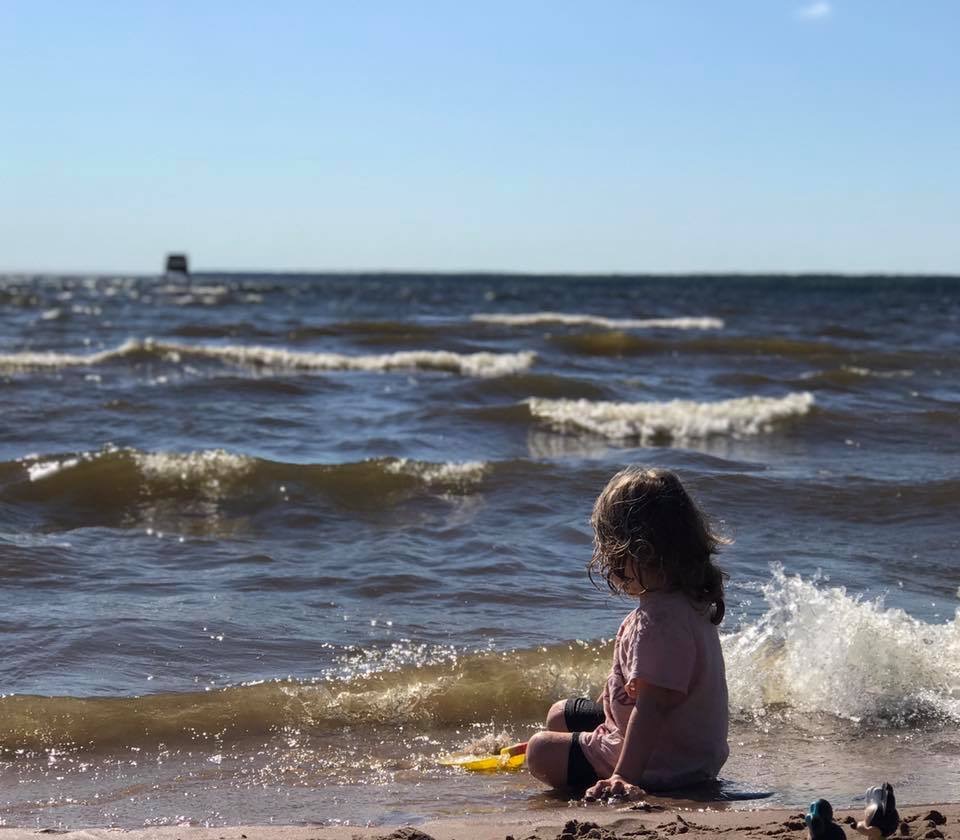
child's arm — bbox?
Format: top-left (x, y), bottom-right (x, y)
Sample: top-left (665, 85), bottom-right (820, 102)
top-left (585, 679), bottom-right (685, 800)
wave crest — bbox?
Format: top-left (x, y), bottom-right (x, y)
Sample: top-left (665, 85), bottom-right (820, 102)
top-left (0, 641), bottom-right (608, 752)
top-left (527, 392), bottom-right (815, 442)
top-left (2, 567), bottom-right (958, 752)
top-left (384, 458), bottom-right (488, 487)
top-left (0, 338), bottom-right (535, 378)
top-left (473, 312), bottom-right (724, 330)
top-left (5, 450), bottom-right (491, 523)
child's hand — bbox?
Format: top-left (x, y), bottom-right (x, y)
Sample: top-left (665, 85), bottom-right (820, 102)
top-left (584, 773), bottom-right (645, 802)
top-left (501, 741), bottom-right (527, 758)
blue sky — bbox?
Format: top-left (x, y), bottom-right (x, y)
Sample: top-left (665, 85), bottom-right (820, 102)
top-left (1, 1), bottom-right (957, 273)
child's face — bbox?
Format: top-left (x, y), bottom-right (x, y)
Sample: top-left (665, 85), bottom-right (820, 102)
top-left (611, 558), bottom-right (665, 597)
top-left (611, 558), bottom-right (646, 596)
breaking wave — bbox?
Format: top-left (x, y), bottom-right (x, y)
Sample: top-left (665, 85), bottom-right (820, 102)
top-left (2, 449), bottom-right (491, 527)
top-left (527, 392), bottom-right (815, 442)
top-left (1, 569), bottom-right (957, 752)
top-left (725, 565), bottom-right (960, 725)
top-left (383, 458), bottom-right (488, 486)
top-left (0, 338), bottom-right (535, 378)
top-left (0, 641), bottom-right (608, 752)
top-left (472, 312), bottom-right (724, 330)
top-left (797, 366), bottom-right (916, 390)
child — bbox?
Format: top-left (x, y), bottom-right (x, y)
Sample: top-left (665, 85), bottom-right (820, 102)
top-left (526, 467), bottom-right (729, 799)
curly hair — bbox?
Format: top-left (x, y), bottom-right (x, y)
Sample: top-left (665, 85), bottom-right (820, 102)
top-left (588, 467), bottom-right (730, 624)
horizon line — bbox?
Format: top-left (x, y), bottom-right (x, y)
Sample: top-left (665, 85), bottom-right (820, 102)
top-left (2, 267), bottom-right (960, 280)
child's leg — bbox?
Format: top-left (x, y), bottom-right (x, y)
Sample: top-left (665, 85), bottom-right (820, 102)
top-left (526, 731), bottom-right (573, 787)
top-left (555, 697), bottom-right (605, 732)
top-left (527, 731), bottom-right (600, 790)
top-left (544, 700), bottom-right (569, 731)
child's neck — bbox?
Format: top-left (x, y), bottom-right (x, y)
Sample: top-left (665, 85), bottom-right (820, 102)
top-left (639, 568), bottom-right (667, 592)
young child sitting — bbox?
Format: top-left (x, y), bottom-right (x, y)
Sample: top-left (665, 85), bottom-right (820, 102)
top-left (526, 467), bottom-right (730, 799)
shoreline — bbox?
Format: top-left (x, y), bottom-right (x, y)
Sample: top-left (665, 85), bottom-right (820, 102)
top-left (2, 804), bottom-right (957, 840)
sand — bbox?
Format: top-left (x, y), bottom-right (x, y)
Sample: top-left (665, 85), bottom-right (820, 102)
top-left (2, 804), bottom-right (956, 840)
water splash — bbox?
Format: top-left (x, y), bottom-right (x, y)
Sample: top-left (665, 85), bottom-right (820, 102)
top-left (725, 564), bottom-right (960, 724)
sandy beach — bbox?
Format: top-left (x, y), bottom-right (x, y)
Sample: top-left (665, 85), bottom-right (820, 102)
top-left (3, 804), bottom-right (957, 840)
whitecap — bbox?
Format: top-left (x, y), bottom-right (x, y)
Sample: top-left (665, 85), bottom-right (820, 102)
top-left (0, 339), bottom-right (536, 378)
top-left (133, 449), bottom-right (254, 484)
top-left (472, 312), bottom-right (724, 330)
top-left (527, 392), bottom-right (814, 442)
top-left (383, 458), bottom-right (488, 486)
top-left (840, 365), bottom-right (914, 379)
top-left (26, 457), bottom-right (82, 482)
top-left (0, 339), bottom-right (152, 370)
top-left (176, 342), bottom-right (535, 378)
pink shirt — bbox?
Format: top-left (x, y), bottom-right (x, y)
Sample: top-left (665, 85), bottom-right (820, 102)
top-left (578, 590), bottom-right (729, 788)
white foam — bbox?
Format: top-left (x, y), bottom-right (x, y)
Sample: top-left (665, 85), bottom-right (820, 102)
top-left (840, 365), bottom-right (915, 379)
top-left (472, 312), bottom-right (724, 330)
top-left (26, 457), bottom-right (81, 482)
top-left (20, 446), bottom-right (117, 482)
top-left (22, 447), bottom-right (253, 489)
top-left (133, 450), bottom-right (253, 484)
top-left (725, 565), bottom-right (960, 723)
top-left (527, 392), bottom-right (814, 442)
top-left (384, 458), bottom-right (488, 486)
top-left (176, 342), bottom-right (535, 377)
top-left (0, 339), bottom-right (535, 378)
top-left (0, 339), bottom-right (145, 370)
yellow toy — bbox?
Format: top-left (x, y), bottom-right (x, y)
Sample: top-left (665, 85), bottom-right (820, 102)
top-left (439, 741), bottom-right (527, 772)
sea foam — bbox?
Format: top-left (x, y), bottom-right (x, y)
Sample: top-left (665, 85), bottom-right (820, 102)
top-left (472, 312), bottom-right (724, 330)
top-left (26, 456), bottom-right (83, 482)
top-left (133, 449), bottom-right (254, 485)
top-left (527, 392), bottom-right (814, 442)
top-left (22, 447), bottom-right (253, 489)
top-left (0, 338), bottom-right (535, 378)
top-left (725, 564), bottom-right (960, 724)
top-left (383, 458), bottom-right (488, 487)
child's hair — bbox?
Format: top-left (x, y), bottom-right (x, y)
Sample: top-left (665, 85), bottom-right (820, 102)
top-left (588, 467), bottom-right (729, 624)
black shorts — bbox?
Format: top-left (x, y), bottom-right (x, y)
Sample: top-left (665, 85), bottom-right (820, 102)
top-left (563, 697), bottom-right (604, 788)
top-left (563, 697), bottom-right (605, 732)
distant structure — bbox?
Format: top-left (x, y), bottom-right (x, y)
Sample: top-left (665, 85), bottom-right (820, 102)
top-left (164, 253), bottom-right (190, 276)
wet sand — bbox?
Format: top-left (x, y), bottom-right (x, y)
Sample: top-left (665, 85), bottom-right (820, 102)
top-left (3, 804), bottom-right (956, 840)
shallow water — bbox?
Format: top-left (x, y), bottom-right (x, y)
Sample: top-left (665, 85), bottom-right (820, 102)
top-left (1, 273), bottom-right (958, 827)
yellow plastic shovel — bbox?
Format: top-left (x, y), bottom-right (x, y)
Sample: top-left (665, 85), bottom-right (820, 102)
top-left (439, 741), bottom-right (527, 771)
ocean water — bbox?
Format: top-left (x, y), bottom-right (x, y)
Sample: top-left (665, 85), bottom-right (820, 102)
top-left (0, 273), bottom-right (958, 828)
